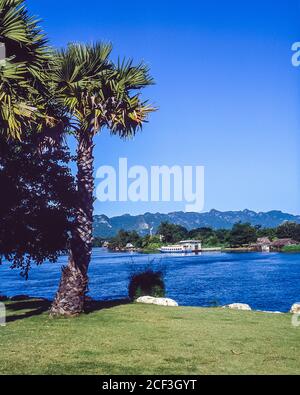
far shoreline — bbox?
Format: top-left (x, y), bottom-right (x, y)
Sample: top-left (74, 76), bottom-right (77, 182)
top-left (103, 247), bottom-right (300, 255)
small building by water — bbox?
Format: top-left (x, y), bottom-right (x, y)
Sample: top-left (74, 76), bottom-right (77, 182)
top-left (250, 237), bottom-right (271, 252)
top-left (125, 243), bottom-right (135, 251)
top-left (256, 237), bottom-right (272, 252)
top-left (271, 238), bottom-right (298, 250)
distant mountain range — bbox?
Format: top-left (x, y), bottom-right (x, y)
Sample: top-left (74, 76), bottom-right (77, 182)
top-left (93, 210), bottom-right (300, 238)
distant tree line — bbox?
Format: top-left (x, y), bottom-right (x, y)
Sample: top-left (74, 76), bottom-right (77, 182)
top-left (100, 221), bottom-right (300, 250)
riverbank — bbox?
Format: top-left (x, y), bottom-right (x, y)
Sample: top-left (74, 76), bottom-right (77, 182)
top-left (1, 298), bottom-right (299, 374)
top-left (110, 245), bottom-right (300, 254)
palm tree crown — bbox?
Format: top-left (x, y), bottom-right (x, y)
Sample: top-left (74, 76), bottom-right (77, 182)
top-left (53, 42), bottom-right (155, 138)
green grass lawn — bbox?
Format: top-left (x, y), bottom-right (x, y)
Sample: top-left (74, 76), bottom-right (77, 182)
top-left (0, 299), bottom-right (299, 375)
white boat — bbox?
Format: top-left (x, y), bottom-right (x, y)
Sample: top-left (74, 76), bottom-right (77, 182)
top-left (159, 240), bottom-right (202, 253)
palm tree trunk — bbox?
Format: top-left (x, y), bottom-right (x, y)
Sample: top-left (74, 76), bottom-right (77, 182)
top-left (50, 132), bottom-right (94, 316)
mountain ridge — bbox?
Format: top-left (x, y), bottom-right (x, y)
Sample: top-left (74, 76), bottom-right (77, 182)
top-left (93, 209), bottom-right (300, 238)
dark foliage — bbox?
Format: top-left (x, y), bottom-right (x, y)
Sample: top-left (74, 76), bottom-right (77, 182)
top-left (128, 269), bottom-right (165, 300)
top-left (109, 229), bottom-right (141, 250)
top-left (0, 136), bottom-right (76, 278)
top-left (228, 222), bottom-right (258, 247)
top-left (157, 222), bottom-right (189, 243)
top-left (276, 222), bottom-right (300, 242)
top-left (92, 237), bottom-right (105, 247)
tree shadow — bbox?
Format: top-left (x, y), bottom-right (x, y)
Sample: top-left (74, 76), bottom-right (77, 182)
top-left (5, 298), bottom-right (131, 323)
top-left (84, 298), bottom-right (131, 314)
top-left (5, 299), bottom-right (51, 323)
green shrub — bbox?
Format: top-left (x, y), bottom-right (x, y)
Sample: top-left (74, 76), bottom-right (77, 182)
top-left (128, 270), bottom-right (165, 300)
top-left (282, 245), bottom-right (300, 252)
top-left (142, 242), bottom-right (162, 253)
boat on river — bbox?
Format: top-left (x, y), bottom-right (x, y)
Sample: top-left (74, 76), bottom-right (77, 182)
top-left (159, 240), bottom-right (202, 253)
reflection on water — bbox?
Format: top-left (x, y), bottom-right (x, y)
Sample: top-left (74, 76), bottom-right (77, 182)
top-left (0, 248), bottom-right (299, 312)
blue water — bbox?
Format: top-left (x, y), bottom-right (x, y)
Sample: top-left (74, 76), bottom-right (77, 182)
top-left (0, 249), bottom-right (299, 312)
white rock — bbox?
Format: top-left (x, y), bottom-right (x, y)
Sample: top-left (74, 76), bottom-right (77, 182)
top-left (290, 303), bottom-right (300, 314)
top-left (136, 296), bottom-right (178, 307)
top-left (153, 298), bottom-right (178, 307)
top-left (258, 310), bottom-right (283, 314)
top-left (223, 303), bottom-right (252, 311)
top-left (136, 296), bottom-right (156, 304)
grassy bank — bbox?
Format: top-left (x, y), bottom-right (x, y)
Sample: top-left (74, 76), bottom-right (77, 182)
top-left (282, 245), bottom-right (300, 252)
top-left (0, 299), bottom-right (299, 375)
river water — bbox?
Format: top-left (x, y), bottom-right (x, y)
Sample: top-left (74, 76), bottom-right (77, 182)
top-left (0, 249), bottom-right (299, 312)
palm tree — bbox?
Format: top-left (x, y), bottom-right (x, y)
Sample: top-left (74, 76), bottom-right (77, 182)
top-left (50, 43), bottom-right (155, 316)
top-left (0, 0), bottom-right (49, 139)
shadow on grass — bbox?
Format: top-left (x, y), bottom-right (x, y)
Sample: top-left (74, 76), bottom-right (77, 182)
top-left (84, 298), bottom-right (131, 314)
top-left (5, 298), bottom-right (131, 323)
top-left (5, 299), bottom-right (51, 323)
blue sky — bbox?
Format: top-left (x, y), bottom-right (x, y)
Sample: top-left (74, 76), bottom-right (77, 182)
top-left (28, 0), bottom-right (300, 216)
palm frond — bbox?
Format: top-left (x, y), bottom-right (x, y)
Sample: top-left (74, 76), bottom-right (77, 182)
top-left (0, 0), bottom-right (52, 139)
top-left (51, 42), bottom-right (156, 138)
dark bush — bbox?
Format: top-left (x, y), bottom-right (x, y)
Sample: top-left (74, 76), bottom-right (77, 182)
top-left (0, 135), bottom-right (76, 278)
top-left (128, 270), bottom-right (165, 300)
